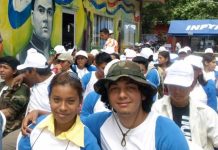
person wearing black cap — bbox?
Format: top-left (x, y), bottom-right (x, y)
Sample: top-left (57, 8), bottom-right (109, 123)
top-left (0, 56), bottom-right (30, 137)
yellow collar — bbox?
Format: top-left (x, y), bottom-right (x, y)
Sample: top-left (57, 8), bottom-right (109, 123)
top-left (38, 114), bottom-right (84, 147)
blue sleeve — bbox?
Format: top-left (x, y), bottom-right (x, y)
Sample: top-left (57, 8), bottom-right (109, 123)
top-left (155, 116), bottom-right (189, 150)
top-left (71, 65), bottom-right (77, 74)
top-left (81, 112), bottom-right (112, 145)
top-left (87, 65), bottom-right (97, 71)
top-left (82, 126), bottom-right (101, 150)
top-left (80, 91), bottom-right (100, 119)
top-left (203, 80), bottom-right (217, 112)
top-left (146, 69), bottom-right (160, 87)
top-left (17, 115), bottom-right (47, 150)
top-left (81, 73), bottom-right (92, 90)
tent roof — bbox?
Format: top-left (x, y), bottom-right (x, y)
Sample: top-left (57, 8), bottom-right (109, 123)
top-left (168, 20), bottom-right (218, 36)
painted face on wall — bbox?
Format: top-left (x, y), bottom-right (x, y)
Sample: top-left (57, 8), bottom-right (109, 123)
top-left (31, 0), bottom-right (54, 41)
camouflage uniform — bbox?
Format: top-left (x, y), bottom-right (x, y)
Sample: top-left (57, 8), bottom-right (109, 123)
top-left (0, 82), bottom-right (30, 136)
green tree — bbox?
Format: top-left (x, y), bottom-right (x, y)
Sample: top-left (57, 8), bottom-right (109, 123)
top-left (142, 0), bottom-right (218, 34)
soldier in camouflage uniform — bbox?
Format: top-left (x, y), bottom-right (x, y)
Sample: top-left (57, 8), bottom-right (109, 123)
top-left (0, 56), bottom-right (30, 136)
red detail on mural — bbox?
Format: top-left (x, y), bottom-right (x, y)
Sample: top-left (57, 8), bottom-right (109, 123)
top-left (108, 0), bottom-right (122, 7)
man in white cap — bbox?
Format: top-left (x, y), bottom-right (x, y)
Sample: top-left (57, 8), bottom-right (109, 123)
top-left (178, 48), bottom-right (188, 60)
top-left (152, 60), bottom-right (218, 150)
top-left (205, 48), bottom-right (214, 54)
top-left (56, 52), bottom-right (74, 73)
top-left (53, 45), bottom-right (66, 54)
top-left (183, 46), bottom-right (192, 55)
top-left (3, 48), bottom-right (55, 150)
top-left (17, 48), bottom-right (54, 113)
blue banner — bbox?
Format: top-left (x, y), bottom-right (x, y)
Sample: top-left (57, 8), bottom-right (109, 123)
top-left (168, 20), bottom-right (218, 36)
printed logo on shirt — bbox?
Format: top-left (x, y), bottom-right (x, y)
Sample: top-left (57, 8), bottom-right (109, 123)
top-left (180, 115), bottom-right (192, 141)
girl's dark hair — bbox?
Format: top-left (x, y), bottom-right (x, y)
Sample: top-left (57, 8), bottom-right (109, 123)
top-left (202, 53), bottom-right (216, 66)
top-left (100, 78), bottom-right (153, 113)
top-left (158, 51), bottom-right (171, 67)
top-left (48, 72), bottom-right (83, 102)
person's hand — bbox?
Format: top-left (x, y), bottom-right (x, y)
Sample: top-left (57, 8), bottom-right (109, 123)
top-left (11, 74), bottom-right (25, 88)
top-left (21, 110), bottom-right (39, 136)
top-left (21, 110), bottom-right (50, 136)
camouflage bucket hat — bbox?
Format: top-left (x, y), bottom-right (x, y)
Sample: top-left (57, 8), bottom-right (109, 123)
top-left (94, 60), bottom-right (157, 98)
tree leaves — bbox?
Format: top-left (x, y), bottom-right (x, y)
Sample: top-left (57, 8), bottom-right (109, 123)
top-left (142, 0), bottom-right (218, 33)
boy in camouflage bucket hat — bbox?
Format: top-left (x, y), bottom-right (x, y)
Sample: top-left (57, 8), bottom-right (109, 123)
top-left (94, 60), bottom-right (156, 111)
top-left (84, 60), bottom-right (189, 149)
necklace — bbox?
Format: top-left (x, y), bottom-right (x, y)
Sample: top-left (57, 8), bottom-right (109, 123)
top-left (112, 112), bottom-right (132, 147)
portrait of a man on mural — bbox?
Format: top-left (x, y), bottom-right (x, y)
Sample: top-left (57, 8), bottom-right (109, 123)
top-left (18, 0), bottom-right (55, 63)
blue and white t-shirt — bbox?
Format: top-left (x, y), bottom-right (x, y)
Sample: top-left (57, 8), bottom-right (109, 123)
top-left (83, 111), bottom-right (189, 150)
top-left (17, 115), bottom-right (100, 150)
top-left (81, 91), bottom-right (110, 119)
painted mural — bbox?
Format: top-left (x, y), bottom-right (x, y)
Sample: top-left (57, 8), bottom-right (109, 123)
top-left (0, 0), bottom-right (141, 59)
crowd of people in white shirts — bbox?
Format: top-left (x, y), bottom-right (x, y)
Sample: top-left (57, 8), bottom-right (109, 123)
top-left (0, 41), bottom-right (217, 150)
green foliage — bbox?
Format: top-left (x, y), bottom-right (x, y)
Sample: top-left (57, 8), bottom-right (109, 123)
top-left (142, 0), bottom-right (218, 33)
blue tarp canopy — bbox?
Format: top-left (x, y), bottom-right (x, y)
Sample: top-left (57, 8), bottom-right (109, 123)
top-left (168, 20), bottom-right (218, 36)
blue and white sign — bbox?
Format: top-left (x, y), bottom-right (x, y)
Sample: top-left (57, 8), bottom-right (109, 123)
top-left (168, 20), bottom-right (218, 36)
